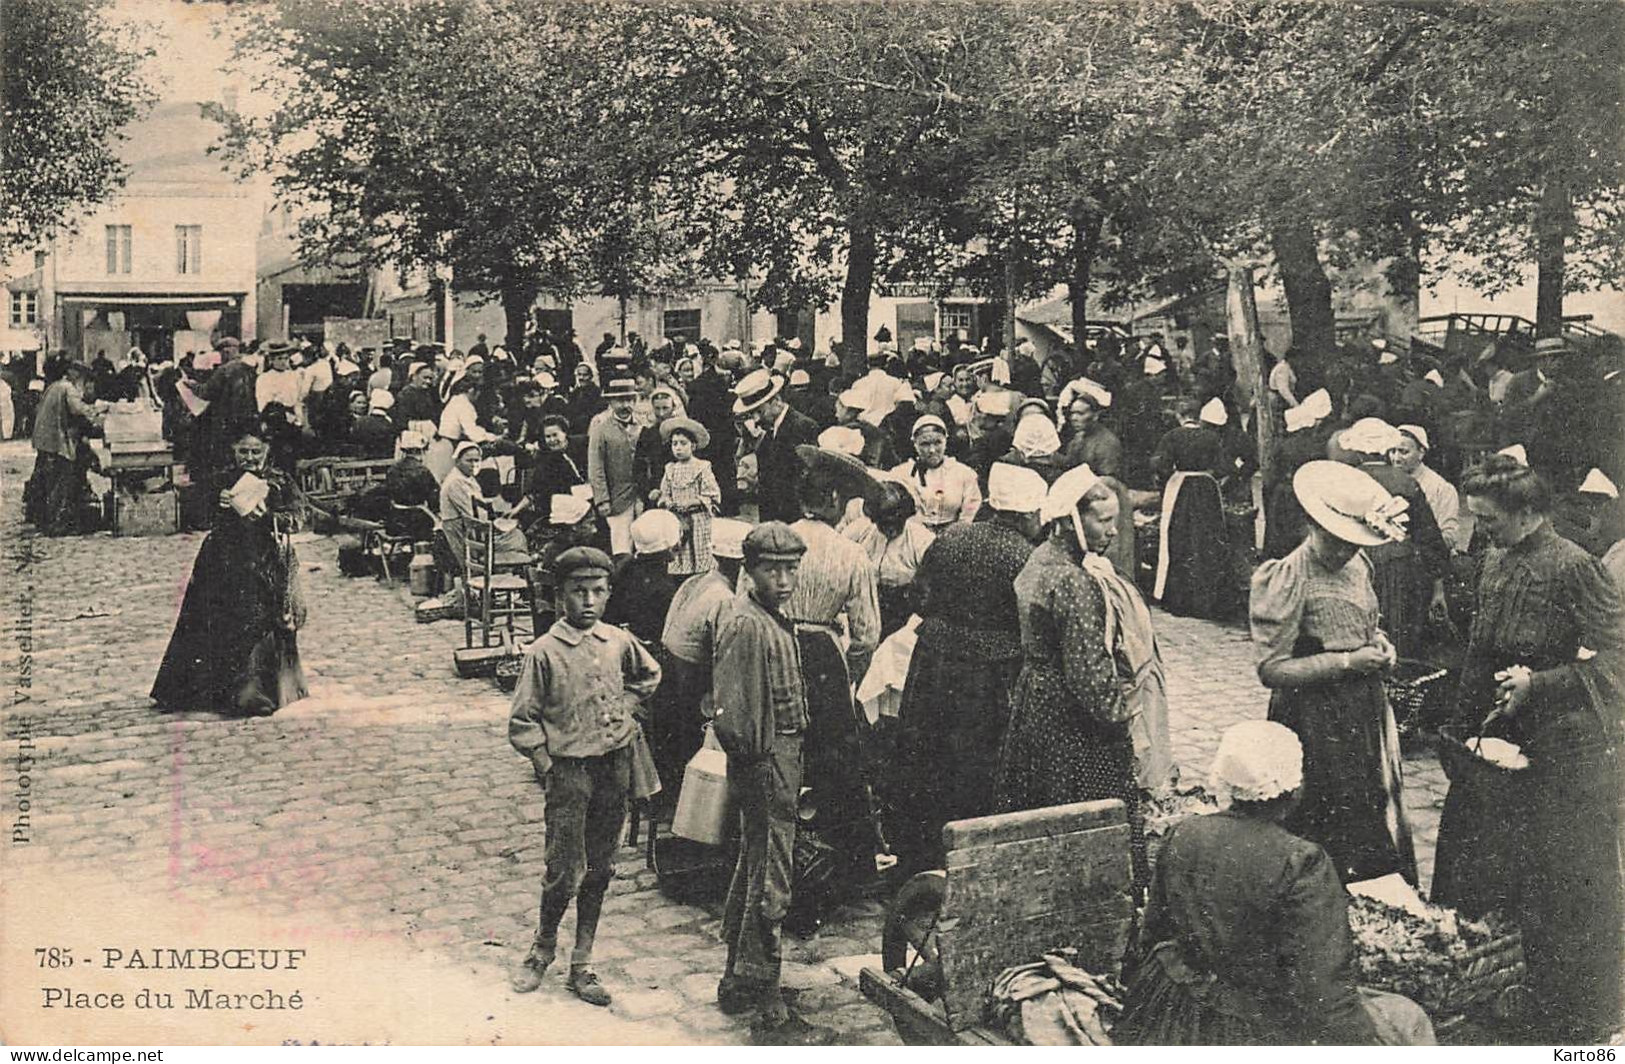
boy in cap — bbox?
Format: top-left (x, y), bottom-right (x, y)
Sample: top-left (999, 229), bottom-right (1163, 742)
top-left (508, 546), bottom-right (662, 1005)
top-left (710, 523), bottom-right (834, 1045)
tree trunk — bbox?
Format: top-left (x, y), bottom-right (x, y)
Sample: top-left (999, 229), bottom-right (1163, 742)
top-left (1534, 178), bottom-right (1571, 339)
top-left (1227, 266), bottom-right (1276, 487)
top-left (841, 222), bottom-right (878, 378)
top-left (500, 282), bottom-right (537, 355)
top-left (1271, 222), bottom-right (1336, 357)
top-left (1386, 204), bottom-right (1422, 342)
top-left (1001, 248), bottom-right (1017, 357)
top-left (1069, 206), bottom-right (1103, 365)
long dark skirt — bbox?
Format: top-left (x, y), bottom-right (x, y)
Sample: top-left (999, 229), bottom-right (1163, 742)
top-left (1156, 473), bottom-right (1232, 619)
top-left (1366, 544), bottom-right (1431, 658)
top-left (649, 652), bottom-right (706, 807)
top-left (890, 635), bottom-right (1022, 873)
top-left (1268, 676), bottom-right (1416, 885)
top-left (1437, 743), bottom-right (1623, 1036)
top-left (151, 528), bottom-right (308, 715)
top-left (797, 629), bottom-right (880, 869)
top-left (994, 659), bottom-right (1144, 886)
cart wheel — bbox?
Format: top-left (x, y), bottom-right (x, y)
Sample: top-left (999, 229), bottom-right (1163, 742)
top-left (1492, 983), bottom-right (1534, 1022)
top-left (882, 870), bottom-right (946, 1000)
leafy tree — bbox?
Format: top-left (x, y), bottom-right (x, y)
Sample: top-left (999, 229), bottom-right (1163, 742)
top-left (625, 1), bottom-right (1012, 367)
top-left (1, 0), bottom-right (154, 254)
top-left (1416, 1), bottom-right (1625, 337)
top-left (209, 0), bottom-right (697, 351)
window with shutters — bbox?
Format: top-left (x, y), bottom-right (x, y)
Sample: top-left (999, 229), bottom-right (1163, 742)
top-left (176, 225), bottom-right (203, 274)
top-left (105, 225), bottom-right (132, 274)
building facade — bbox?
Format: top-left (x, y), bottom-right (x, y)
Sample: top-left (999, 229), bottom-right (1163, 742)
top-left (2, 101), bottom-right (260, 364)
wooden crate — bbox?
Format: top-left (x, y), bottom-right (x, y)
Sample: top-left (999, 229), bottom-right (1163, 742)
top-left (110, 487), bottom-right (179, 536)
top-left (935, 799), bottom-right (1134, 1033)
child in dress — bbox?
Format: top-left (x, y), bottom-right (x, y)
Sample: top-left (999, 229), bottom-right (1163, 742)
top-left (658, 417), bottom-right (721, 575)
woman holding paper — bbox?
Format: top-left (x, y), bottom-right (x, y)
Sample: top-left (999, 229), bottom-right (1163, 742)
top-left (152, 423), bottom-right (309, 717)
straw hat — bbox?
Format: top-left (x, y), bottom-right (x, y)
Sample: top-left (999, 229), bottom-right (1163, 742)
top-left (659, 416), bottom-right (711, 451)
top-left (796, 444), bottom-right (878, 503)
top-left (1292, 460), bottom-right (1409, 547)
top-left (732, 368), bottom-right (783, 414)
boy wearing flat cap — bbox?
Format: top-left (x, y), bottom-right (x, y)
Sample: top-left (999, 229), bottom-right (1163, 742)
top-left (508, 546), bottom-right (661, 1006)
top-left (710, 523), bottom-right (835, 1045)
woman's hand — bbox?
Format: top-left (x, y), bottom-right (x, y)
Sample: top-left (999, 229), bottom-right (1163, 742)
top-left (1427, 582), bottom-right (1450, 623)
top-left (1371, 631), bottom-right (1398, 670)
top-left (1488, 667), bottom-right (1534, 724)
top-left (1344, 646), bottom-right (1389, 675)
top-left (218, 489), bottom-right (233, 509)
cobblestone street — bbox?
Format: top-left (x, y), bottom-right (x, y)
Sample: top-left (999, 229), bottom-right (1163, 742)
top-left (0, 440), bottom-right (1449, 1045)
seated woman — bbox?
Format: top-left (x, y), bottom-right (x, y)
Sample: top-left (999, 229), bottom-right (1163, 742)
top-left (1114, 720), bottom-right (1434, 1046)
top-left (384, 430), bottom-right (439, 542)
top-left (151, 422), bottom-right (310, 717)
top-left (439, 442), bottom-right (530, 580)
top-left (524, 414), bottom-right (589, 543)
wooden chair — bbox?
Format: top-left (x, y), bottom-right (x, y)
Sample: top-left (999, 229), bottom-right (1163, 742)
top-left (367, 526), bottom-right (418, 582)
top-left (461, 515), bottom-right (536, 652)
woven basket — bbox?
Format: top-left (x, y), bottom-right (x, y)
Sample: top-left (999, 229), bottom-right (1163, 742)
top-left (1384, 659), bottom-right (1450, 745)
top-left (1432, 932), bottom-right (1526, 1015)
top-left (1436, 724), bottom-right (1532, 788)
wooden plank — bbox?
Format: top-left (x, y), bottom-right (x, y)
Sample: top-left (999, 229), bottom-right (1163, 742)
top-left (858, 967), bottom-right (957, 1046)
top-left (943, 799), bottom-right (1124, 850)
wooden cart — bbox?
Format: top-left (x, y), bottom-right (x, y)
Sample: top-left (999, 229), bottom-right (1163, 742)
top-left (859, 799), bottom-right (1135, 1045)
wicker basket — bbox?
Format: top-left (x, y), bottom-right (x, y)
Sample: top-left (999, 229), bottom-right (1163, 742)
top-left (1431, 931), bottom-right (1527, 1016)
top-left (1384, 659), bottom-right (1450, 746)
top-left (1436, 724), bottom-right (1532, 788)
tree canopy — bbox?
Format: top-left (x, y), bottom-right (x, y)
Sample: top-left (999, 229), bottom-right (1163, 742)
top-left (209, 0), bottom-right (1625, 352)
top-left (1, 0), bottom-right (154, 255)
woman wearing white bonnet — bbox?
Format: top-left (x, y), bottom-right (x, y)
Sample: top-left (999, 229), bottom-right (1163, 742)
top-left (1388, 423), bottom-right (1470, 553)
top-left (1150, 396), bottom-right (1240, 619)
top-left (993, 464), bottom-right (1151, 884)
top-left (1334, 416), bottom-right (1452, 658)
top-left (1249, 460), bottom-right (1417, 887)
top-left (1114, 719), bottom-right (1435, 1046)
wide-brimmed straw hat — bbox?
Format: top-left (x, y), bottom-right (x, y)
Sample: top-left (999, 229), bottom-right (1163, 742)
top-left (732, 368), bottom-right (783, 414)
top-left (660, 416), bottom-right (711, 451)
top-left (1292, 460), bottom-right (1408, 547)
top-left (796, 444), bottom-right (880, 504)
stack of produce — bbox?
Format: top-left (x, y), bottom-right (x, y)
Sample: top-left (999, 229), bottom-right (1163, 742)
top-left (1347, 894), bottom-right (1522, 1014)
top-left (1143, 784), bottom-right (1219, 873)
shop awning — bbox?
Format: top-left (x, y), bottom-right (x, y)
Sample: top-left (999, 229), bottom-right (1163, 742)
top-left (58, 295), bottom-right (238, 306)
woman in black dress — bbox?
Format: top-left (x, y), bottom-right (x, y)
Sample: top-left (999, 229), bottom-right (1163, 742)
top-left (152, 422), bottom-right (309, 717)
top-left (889, 462), bottom-right (1043, 873)
top-left (1432, 455), bottom-right (1624, 1041)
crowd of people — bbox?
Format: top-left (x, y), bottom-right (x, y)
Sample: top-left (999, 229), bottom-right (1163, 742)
top-left (11, 315), bottom-right (1624, 1044)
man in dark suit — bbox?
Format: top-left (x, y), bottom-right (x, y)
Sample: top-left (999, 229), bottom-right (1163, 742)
top-left (685, 347), bottom-right (741, 514)
top-left (735, 369), bottom-right (817, 523)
